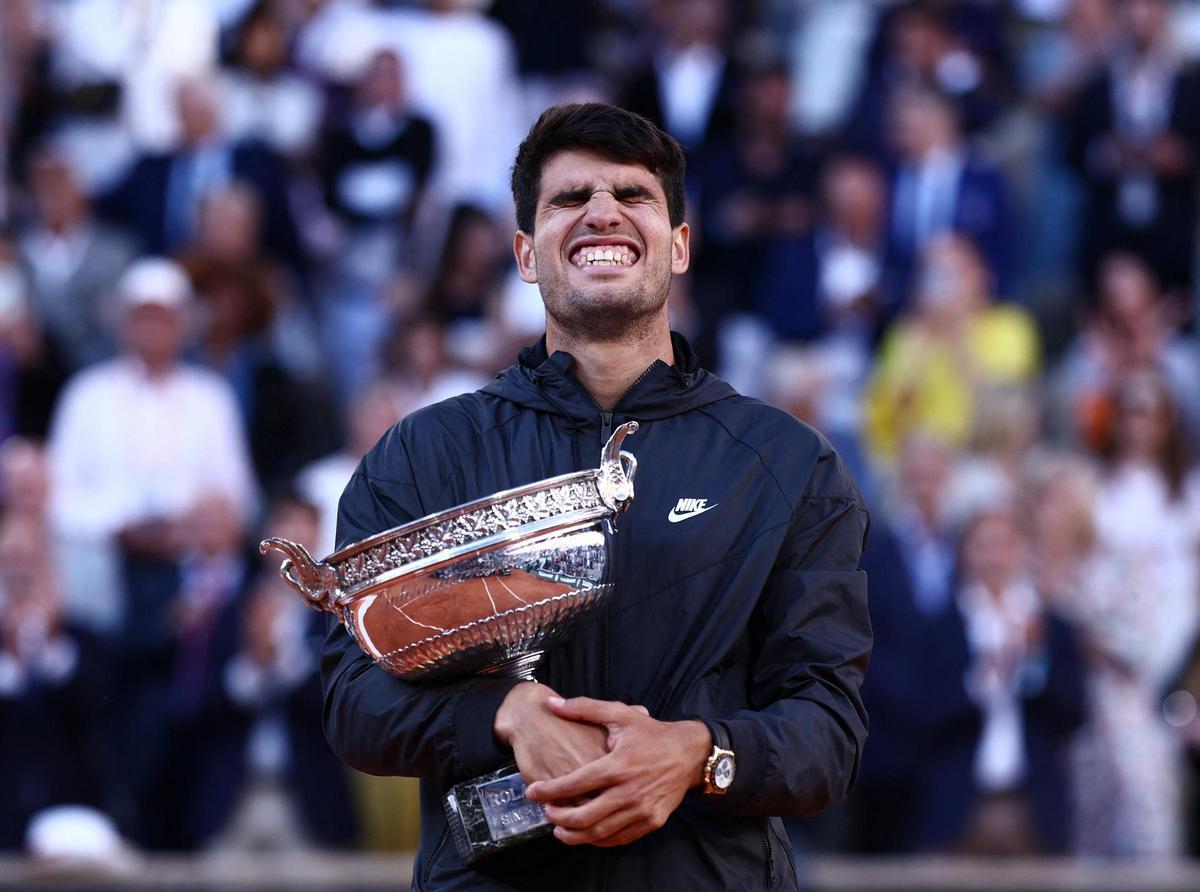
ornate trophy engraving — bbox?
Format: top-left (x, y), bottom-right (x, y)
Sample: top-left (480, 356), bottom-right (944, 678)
top-left (261, 422), bottom-right (639, 863)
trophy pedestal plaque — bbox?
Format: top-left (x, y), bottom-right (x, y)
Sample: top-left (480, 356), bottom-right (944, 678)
top-left (445, 764), bottom-right (551, 863)
top-left (261, 422), bottom-right (639, 864)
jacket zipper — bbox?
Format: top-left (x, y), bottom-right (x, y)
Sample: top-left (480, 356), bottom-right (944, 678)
top-left (577, 367), bottom-right (656, 892)
top-left (421, 825), bottom-right (449, 887)
top-left (612, 364), bottom-right (658, 412)
top-left (598, 410), bottom-right (613, 696)
top-left (760, 818), bottom-right (778, 887)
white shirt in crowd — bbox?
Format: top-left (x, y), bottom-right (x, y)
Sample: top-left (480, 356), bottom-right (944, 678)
top-left (958, 579), bottom-right (1042, 792)
top-left (47, 356), bottom-right (257, 542)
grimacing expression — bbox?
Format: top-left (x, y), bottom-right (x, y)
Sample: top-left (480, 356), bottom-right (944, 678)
top-left (514, 149), bottom-right (689, 341)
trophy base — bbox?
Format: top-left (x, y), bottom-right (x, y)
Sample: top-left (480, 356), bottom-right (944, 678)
top-left (444, 764), bottom-right (552, 864)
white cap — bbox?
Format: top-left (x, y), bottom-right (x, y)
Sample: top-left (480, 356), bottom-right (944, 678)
top-left (116, 257), bottom-right (193, 311)
top-left (25, 805), bottom-right (126, 861)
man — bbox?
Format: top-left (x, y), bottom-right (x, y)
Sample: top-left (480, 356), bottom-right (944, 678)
top-left (46, 256), bottom-right (257, 845)
top-left (323, 103), bottom-right (871, 890)
top-left (885, 85), bottom-right (1012, 299)
top-left (17, 145), bottom-right (137, 370)
top-left (100, 78), bottom-right (302, 271)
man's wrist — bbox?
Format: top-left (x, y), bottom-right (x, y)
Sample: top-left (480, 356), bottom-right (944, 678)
top-left (493, 681), bottom-right (549, 748)
top-left (679, 719), bottom-right (714, 789)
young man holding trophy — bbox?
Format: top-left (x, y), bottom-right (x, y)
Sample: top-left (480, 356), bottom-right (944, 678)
top-left (315, 103), bottom-right (871, 890)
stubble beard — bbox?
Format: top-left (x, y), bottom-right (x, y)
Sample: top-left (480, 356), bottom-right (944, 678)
top-left (541, 259), bottom-right (671, 343)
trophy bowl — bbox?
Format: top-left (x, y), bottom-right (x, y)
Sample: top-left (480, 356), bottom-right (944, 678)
top-left (259, 422), bottom-right (639, 684)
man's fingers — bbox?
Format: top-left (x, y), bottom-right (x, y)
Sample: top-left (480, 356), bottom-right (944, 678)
top-left (525, 755), bottom-right (616, 803)
top-left (545, 695), bottom-right (638, 725)
top-left (633, 704), bottom-right (650, 716)
top-left (552, 806), bottom-right (643, 847)
top-left (542, 789), bottom-right (623, 830)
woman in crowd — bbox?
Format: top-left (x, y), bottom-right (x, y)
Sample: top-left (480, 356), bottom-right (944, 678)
top-left (863, 235), bottom-right (1040, 467)
top-left (1069, 372), bottom-right (1200, 857)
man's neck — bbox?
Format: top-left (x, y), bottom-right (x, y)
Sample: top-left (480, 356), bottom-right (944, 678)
top-left (546, 322), bottom-right (674, 411)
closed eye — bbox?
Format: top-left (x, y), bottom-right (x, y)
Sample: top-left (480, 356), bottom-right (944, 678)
top-left (547, 188), bottom-right (592, 208)
top-left (613, 186), bottom-right (654, 203)
top-left (546, 186), bottom-right (656, 208)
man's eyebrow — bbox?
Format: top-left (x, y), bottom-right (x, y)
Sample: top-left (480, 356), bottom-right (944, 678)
top-left (613, 185), bottom-right (654, 201)
top-left (544, 184), bottom-right (657, 206)
top-left (546, 186), bottom-right (593, 206)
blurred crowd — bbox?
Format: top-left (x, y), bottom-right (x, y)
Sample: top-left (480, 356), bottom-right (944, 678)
top-left (3, 0), bottom-right (1200, 866)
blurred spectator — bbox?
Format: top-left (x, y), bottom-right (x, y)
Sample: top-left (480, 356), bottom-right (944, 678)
top-left (298, 378), bottom-right (416, 555)
top-left (913, 506), bottom-right (1085, 854)
top-left (1062, 0), bottom-right (1200, 297)
top-left (177, 182), bottom-right (322, 377)
top-left (881, 433), bottom-right (960, 619)
top-left (784, 1), bottom-right (880, 137)
top-left (1, 0), bottom-right (52, 191)
top-left (618, 0), bottom-right (740, 152)
top-left (297, 0), bottom-right (524, 211)
top-left (45, 260), bottom-right (254, 840)
top-left (848, 433), bottom-right (961, 852)
top-left (46, 0), bottom-right (219, 174)
top-left (206, 494), bottom-right (358, 851)
top-left (382, 315), bottom-right (490, 410)
top-left (844, 1), bottom-right (1012, 154)
top-left (1048, 251), bottom-right (1200, 449)
top-left (691, 61), bottom-right (818, 358)
top-left (947, 383), bottom-right (1041, 521)
top-left (16, 144), bottom-right (136, 369)
top-left (118, 492), bottom-right (250, 849)
top-left (46, 256), bottom-right (256, 595)
top-left (0, 250), bottom-right (69, 443)
top-left (100, 77), bottom-right (302, 269)
top-left (188, 264), bottom-right (339, 499)
top-left (864, 235), bottom-right (1039, 466)
top-left (1067, 371), bottom-right (1200, 857)
top-left (319, 48), bottom-right (434, 235)
top-left (0, 438), bottom-right (118, 850)
top-left (764, 346), bottom-right (875, 510)
top-left (425, 204), bottom-right (511, 373)
top-left (754, 154), bottom-right (892, 344)
top-left (426, 204), bottom-right (507, 327)
top-left (1017, 0), bottom-right (1118, 113)
top-left (885, 85), bottom-right (1013, 296)
top-left (220, 1), bottom-right (324, 161)
top-left (1024, 450), bottom-right (1099, 611)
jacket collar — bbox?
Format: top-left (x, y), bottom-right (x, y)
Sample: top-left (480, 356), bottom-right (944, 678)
top-left (483, 330), bottom-right (735, 425)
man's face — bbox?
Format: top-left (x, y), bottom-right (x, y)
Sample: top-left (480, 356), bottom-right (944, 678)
top-left (514, 149), bottom-right (689, 341)
top-left (122, 303), bottom-right (186, 368)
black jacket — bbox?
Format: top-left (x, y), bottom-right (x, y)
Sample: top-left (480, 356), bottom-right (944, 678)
top-left (322, 333), bottom-right (872, 890)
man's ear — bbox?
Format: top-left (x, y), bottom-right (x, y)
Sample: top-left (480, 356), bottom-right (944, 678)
top-left (514, 230), bottom-right (538, 284)
top-left (671, 222), bottom-right (690, 275)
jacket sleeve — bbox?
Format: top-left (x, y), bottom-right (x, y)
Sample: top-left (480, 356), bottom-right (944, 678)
top-left (716, 449), bottom-right (872, 816)
top-left (320, 433), bottom-right (523, 781)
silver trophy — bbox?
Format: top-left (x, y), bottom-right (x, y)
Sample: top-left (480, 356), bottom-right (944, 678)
top-left (260, 422), bottom-right (639, 863)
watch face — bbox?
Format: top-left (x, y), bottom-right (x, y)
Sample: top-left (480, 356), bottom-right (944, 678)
top-left (714, 755), bottom-right (735, 790)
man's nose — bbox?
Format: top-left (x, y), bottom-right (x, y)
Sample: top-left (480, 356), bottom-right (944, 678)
top-left (582, 191), bottom-right (622, 230)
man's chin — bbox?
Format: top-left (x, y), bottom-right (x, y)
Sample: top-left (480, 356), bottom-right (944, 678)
top-left (547, 297), bottom-right (665, 342)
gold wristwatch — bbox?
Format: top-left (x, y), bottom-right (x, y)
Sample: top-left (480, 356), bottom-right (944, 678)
top-left (702, 721), bottom-right (736, 796)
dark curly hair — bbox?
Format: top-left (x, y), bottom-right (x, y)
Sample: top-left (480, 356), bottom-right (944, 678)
top-left (510, 103), bottom-right (686, 234)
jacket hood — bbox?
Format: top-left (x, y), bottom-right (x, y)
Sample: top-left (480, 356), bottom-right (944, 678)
top-left (481, 331), bottom-right (736, 426)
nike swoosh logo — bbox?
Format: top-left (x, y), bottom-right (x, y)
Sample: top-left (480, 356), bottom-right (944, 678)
top-left (667, 504), bottom-right (718, 523)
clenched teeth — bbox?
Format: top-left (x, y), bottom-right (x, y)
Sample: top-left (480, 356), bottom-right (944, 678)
top-left (571, 245), bottom-right (638, 267)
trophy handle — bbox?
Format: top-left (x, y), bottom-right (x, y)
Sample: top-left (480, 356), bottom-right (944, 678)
top-left (259, 537), bottom-right (340, 612)
top-left (598, 421), bottom-right (638, 513)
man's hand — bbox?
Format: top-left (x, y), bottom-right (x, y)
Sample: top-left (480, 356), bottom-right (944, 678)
top-left (493, 683), bottom-right (611, 788)
top-left (524, 697), bottom-right (711, 848)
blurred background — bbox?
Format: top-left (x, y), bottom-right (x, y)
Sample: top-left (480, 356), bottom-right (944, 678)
top-left (4, 0), bottom-right (1200, 887)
